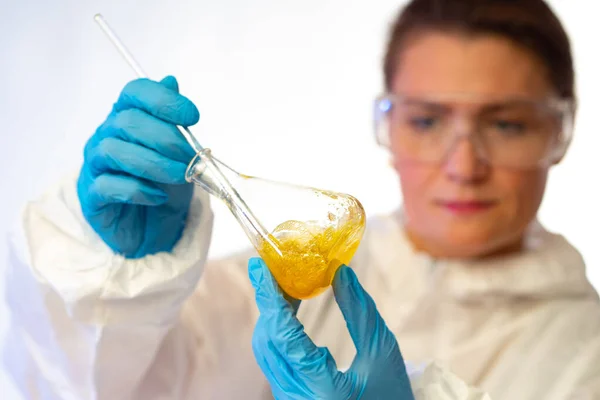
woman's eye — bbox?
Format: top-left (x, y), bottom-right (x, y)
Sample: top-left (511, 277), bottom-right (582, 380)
top-left (408, 116), bottom-right (439, 131)
top-left (492, 119), bottom-right (527, 135)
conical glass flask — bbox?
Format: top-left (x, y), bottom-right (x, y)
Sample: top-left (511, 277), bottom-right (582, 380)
top-left (185, 148), bottom-right (366, 300)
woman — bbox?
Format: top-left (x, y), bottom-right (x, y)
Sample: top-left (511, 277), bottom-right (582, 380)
top-left (3, 0), bottom-right (599, 399)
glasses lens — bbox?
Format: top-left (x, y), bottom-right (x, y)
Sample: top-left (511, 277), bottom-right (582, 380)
top-left (477, 102), bottom-right (562, 167)
top-left (375, 95), bottom-right (572, 168)
top-left (388, 100), bottom-right (454, 162)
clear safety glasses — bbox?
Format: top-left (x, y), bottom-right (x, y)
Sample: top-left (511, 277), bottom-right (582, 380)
top-left (373, 93), bottom-right (576, 169)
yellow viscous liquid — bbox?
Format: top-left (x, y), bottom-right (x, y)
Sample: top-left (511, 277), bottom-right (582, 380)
top-left (257, 202), bottom-right (366, 300)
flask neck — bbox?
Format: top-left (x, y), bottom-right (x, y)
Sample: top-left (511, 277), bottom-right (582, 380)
top-left (185, 149), bottom-right (280, 254)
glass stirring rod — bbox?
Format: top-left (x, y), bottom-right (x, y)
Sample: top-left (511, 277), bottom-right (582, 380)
top-left (93, 13), bottom-right (204, 154)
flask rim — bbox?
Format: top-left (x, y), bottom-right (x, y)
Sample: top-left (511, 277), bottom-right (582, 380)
top-left (185, 148), bottom-right (213, 184)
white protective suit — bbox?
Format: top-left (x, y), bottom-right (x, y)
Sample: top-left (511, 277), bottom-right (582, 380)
top-left (2, 175), bottom-right (600, 400)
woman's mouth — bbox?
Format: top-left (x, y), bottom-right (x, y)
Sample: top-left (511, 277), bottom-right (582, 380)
top-left (435, 199), bottom-right (498, 215)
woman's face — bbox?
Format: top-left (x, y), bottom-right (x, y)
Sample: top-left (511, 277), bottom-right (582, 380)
top-left (391, 31), bottom-right (556, 259)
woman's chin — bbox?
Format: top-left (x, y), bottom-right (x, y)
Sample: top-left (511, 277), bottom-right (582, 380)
top-left (407, 224), bottom-right (523, 260)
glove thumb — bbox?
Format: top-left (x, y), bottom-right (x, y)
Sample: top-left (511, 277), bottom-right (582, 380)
top-left (333, 265), bottom-right (392, 357)
top-left (160, 75), bottom-right (180, 93)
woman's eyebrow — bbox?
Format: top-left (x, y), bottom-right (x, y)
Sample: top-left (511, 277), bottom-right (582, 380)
top-left (402, 98), bottom-right (452, 113)
top-left (478, 101), bottom-right (535, 114)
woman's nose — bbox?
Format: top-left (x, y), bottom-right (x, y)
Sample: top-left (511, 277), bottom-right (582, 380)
top-left (443, 137), bottom-right (490, 184)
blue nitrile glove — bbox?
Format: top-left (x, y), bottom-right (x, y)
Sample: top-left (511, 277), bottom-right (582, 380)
top-left (77, 76), bottom-right (200, 258)
top-left (248, 258), bottom-right (415, 400)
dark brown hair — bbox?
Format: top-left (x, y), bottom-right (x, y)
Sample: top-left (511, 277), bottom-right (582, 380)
top-left (384, 0), bottom-right (575, 99)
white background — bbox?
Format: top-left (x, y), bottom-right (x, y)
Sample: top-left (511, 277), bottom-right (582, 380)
top-left (0, 0), bottom-right (598, 397)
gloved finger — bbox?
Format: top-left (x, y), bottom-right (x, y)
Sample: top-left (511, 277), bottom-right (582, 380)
top-left (113, 76), bottom-right (200, 127)
top-left (96, 108), bottom-right (196, 164)
top-left (84, 172), bottom-right (168, 210)
top-left (248, 258), bottom-right (301, 317)
top-left (159, 75), bottom-right (179, 92)
top-left (283, 293), bottom-right (301, 316)
top-left (248, 258), bottom-right (337, 378)
top-left (333, 265), bottom-right (395, 359)
top-left (252, 317), bottom-right (312, 399)
top-left (86, 137), bottom-right (189, 185)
